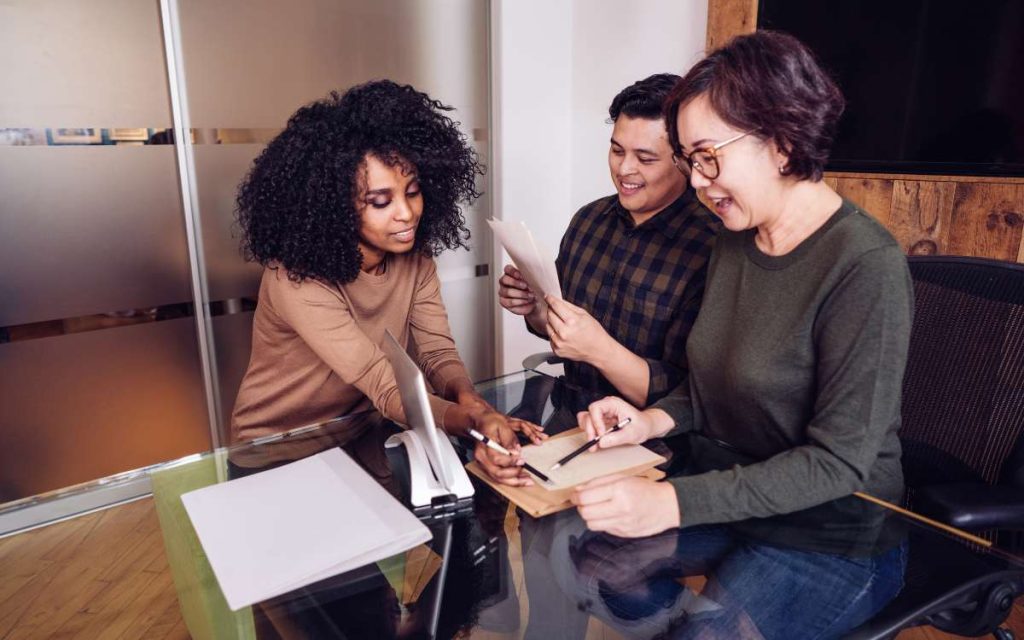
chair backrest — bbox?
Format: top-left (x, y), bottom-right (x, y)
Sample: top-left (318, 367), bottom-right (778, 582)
top-left (899, 256), bottom-right (1024, 490)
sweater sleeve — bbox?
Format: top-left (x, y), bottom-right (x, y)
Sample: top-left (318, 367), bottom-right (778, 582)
top-left (650, 382), bottom-right (697, 436)
top-left (669, 246), bottom-right (913, 526)
top-left (269, 274), bottom-right (452, 429)
top-left (409, 258), bottom-right (473, 400)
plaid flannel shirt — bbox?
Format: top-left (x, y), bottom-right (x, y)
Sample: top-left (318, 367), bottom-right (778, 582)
top-left (531, 188), bottom-right (719, 406)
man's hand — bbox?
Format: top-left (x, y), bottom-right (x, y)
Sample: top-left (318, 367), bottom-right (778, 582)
top-left (498, 265), bottom-right (537, 316)
top-left (572, 474), bottom-right (681, 538)
top-left (545, 295), bottom-right (614, 364)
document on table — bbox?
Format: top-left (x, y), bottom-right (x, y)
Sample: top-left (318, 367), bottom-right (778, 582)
top-left (465, 430), bottom-right (666, 517)
top-left (181, 448), bottom-right (432, 611)
top-left (487, 218), bottom-right (562, 305)
top-left (520, 430), bottom-right (666, 491)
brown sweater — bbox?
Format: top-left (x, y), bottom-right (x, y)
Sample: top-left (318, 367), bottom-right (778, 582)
top-left (231, 253), bottom-right (472, 444)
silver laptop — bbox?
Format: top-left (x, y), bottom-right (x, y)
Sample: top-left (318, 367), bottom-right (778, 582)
top-left (381, 330), bottom-right (456, 489)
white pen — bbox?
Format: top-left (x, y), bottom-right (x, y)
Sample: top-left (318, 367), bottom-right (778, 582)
top-left (468, 428), bottom-right (512, 455)
top-left (468, 429), bottom-right (551, 483)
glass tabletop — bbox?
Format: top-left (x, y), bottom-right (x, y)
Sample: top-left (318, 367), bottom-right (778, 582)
top-left (150, 370), bottom-right (1024, 640)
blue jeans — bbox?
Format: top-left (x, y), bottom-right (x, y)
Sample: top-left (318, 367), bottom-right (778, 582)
top-left (522, 512), bottom-right (907, 640)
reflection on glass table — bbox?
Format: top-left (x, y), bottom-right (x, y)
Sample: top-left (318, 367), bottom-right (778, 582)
top-left (150, 370), bottom-right (1024, 640)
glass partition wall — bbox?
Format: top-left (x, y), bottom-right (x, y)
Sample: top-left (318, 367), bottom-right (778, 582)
top-left (0, 0), bottom-right (493, 534)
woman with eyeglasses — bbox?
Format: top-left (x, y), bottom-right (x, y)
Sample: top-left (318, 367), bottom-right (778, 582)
top-left (568, 31), bottom-right (913, 638)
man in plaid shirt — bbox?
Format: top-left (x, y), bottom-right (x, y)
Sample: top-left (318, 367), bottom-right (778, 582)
top-left (499, 74), bottom-right (719, 407)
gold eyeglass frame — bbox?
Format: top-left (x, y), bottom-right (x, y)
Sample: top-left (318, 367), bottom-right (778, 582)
top-left (672, 131), bottom-right (755, 180)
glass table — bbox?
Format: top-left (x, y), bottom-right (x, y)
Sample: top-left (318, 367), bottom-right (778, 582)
top-left (150, 371), bottom-right (1024, 639)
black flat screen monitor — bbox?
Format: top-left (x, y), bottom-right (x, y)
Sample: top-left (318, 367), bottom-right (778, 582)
top-left (757, 0), bottom-right (1024, 176)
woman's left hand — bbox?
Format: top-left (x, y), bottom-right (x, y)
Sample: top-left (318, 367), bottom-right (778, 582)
top-left (572, 474), bottom-right (681, 538)
top-left (456, 389), bottom-right (493, 413)
top-left (457, 390), bottom-right (546, 444)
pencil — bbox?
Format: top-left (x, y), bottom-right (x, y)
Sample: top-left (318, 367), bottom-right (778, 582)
top-left (549, 418), bottom-right (632, 471)
top-left (468, 429), bottom-right (551, 483)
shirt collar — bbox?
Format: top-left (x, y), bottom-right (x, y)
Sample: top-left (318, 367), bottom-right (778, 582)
top-left (604, 187), bottom-right (702, 240)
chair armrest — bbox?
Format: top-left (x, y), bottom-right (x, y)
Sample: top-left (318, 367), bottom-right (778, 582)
top-left (915, 483), bottom-right (1024, 532)
top-left (522, 351), bottom-right (565, 371)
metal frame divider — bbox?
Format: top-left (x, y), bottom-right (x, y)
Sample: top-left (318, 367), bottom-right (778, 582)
top-left (0, 0), bottom-right (225, 537)
top-left (160, 0), bottom-right (225, 451)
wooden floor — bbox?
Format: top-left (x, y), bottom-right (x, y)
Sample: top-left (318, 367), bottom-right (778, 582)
top-left (0, 499), bottom-right (187, 639)
top-left (0, 498), bottom-right (1020, 640)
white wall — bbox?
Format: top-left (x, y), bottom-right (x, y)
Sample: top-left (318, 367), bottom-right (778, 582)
top-left (491, 0), bottom-right (709, 374)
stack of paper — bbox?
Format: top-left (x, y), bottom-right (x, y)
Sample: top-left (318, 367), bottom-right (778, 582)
top-left (182, 448), bottom-right (432, 611)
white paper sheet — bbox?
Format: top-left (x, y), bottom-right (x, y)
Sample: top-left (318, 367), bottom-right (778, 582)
top-left (487, 219), bottom-right (562, 307)
top-left (182, 448), bottom-right (432, 611)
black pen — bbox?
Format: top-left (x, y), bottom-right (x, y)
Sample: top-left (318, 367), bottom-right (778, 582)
top-left (549, 418), bottom-right (632, 471)
top-left (468, 429), bottom-right (551, 483)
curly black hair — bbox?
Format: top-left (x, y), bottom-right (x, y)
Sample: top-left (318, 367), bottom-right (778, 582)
top-left (236, 80), bottom-right (483, 284)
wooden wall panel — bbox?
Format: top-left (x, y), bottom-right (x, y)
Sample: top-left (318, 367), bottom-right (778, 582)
top-left (888, 181), bottom-right (956, 255)
top-left (946, 183), bottom-right (1024, 262)
top-left (832, 177), bottom-right (895, 228)
top-left (706, 0), bottom-right (1024, 264)
top-left (706, 0), bottom-right (757, 51)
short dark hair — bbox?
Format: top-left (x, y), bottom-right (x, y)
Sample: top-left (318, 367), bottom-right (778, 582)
top-left (236, 80), bottom-right (482, 284)
top-left (608, 73), bottom-right (682, 122)
top-left (664, 30), bottom-right (844, 181)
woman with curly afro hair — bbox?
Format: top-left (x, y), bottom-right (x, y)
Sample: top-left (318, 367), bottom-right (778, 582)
top-left (230, 80), bottom-right (544, 487)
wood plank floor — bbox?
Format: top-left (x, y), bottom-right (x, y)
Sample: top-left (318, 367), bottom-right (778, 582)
top-left (0, 497), bottom-right (1020, 639)
top-left (0, 498), bottom-right (187, 639)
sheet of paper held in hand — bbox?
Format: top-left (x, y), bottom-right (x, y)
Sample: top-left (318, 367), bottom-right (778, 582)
top-left (487, 218), bottom-right (562, 306)
top-left (181, 448), bottom-right (431, 611)
top-left (520, 430), bottom-right (666, 490)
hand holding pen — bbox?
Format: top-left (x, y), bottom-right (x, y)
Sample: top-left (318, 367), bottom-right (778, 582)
top-left (549, 418), bottom-right (632, 471)
top-left (469, 429), bottom-right (551, 483)
top-left (468, 415), bottom-right (546, 487)
top-left (576, 396), bottom-right (657, 451)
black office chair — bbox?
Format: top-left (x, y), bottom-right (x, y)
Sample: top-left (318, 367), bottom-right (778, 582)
top-left (849, 255), bottom-right (1024, 640)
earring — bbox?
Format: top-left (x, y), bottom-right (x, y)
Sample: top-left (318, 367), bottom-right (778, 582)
top-left (778, 165), bottom-right (786, 174)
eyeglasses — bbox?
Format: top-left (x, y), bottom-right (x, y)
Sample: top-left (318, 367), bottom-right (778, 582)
top-left (672, 131), bottom-right (755, 180)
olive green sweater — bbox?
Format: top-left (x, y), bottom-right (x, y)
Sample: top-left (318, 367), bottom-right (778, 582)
top-left (654, 200), bottom-right (913, 553)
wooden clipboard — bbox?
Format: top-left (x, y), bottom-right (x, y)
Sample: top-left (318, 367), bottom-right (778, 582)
top-left (466, 431), bottom-right (666, 518)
